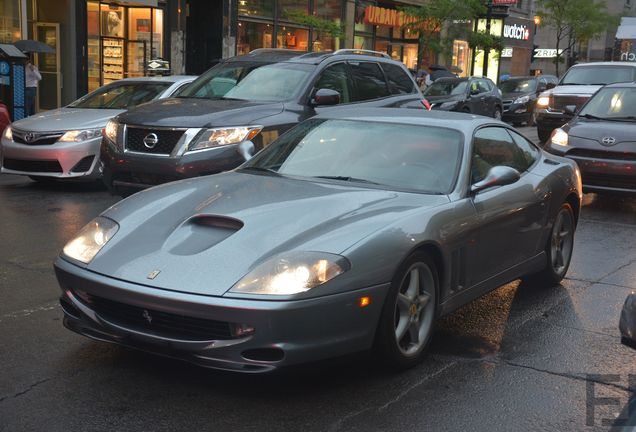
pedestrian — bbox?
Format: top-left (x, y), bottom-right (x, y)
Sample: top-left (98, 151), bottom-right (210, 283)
top-left (25, 56), bottom-right (41, 117)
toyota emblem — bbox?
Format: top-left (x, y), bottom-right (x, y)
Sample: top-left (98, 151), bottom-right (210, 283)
top-left (143, 133), bottom-right (159, 149)
top-left (24, 132), bottom-right (36, 143)
top-left (601, 136), bottom-right (616, 146)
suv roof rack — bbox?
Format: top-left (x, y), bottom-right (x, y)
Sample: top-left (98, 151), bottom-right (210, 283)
top-left (332, 49), bottom-right (391, 59)
top-left (248, 48), bottom-right (307, 55)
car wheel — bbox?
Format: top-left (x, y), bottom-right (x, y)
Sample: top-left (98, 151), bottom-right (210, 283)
top-left (525, 203), bottom-right (575, 286)
top-left (375, 252), bottom-right (438, 370)
top-left (493, 107), bottom-right (502, 120)
top-left (537, 128), bottom-right (551, 144)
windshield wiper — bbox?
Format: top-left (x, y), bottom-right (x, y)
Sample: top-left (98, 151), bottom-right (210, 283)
top-left (314, 175), bottom-right (381, 185)
top-left (238, 166), bottom-right (280, 175)
top-left (607, 116), bottom-right (636, 121)
top-left (579, 113), bottom-right (606, 120)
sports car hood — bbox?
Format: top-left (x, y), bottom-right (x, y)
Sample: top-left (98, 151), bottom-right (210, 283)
top-left (567, 119), bottom-right (636, 146)
top-left (115, 97), bottom-right (284, 128)
top-left (85, 172), bottom-right (448, 296)
top-left (11, 107), bottom-right (123, 132)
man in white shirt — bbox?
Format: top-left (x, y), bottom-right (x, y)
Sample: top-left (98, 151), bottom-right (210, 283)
top-left (25, 57), bottom-right (42, 117)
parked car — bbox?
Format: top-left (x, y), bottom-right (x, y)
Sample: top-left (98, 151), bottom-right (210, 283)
top-left (500, 75), bottom-right (558, 126)
top-left (100, 49), bottom-right (429, 196)
top-left (545, 82), bottom-right (636, 194)
top-left (56, 108), bottom-right (581, 373)
top-left (0, 102), bottom-right (10, 136)
top-left (423, 76), bottom-right (503, 119)
top-left (535, 62), bottom-right (636, 143)
top-left (0, 76), bottom-right (195, 183)
top-left (620, 293), bottom-right (636, 349)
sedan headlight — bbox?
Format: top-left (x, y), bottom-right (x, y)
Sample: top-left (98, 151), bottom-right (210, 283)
top-left (188, 126), bottom-right (262, 152)
top-left (550, 128), bottom-right (569, 147)
top-left (62, 217), bottom-right (119, 264)
top-left (58, 128), bottom-right (103, 142)
top-left (440, 101), bottom-right (459, 109)
top-left (536, 96), bottom-right (550, 108)
top-left (3, 125), bottom-right (12, 141)
top-left (104, 120), bottom-right (118, 142)
top-left (230, 252), bottom-right (350, 296)
top-left (514, 95), bottom-right (530, 104)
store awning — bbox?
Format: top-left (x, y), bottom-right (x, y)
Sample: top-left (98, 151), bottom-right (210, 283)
top-left (616, 17), bottom-right (636, 39)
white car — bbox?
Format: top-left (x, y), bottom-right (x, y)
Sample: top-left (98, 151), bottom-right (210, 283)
top-left (0, 75), bottom-right (195, 183)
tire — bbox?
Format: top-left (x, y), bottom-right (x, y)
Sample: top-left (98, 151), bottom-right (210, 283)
top-left (524, 203), bottom-right (575, 286)
top-left (375, 252), bottom-right (438, 370)
top-left (537, 127), bottom-right (551, 144)
top-left (493, 107), bottom-right (502, 120)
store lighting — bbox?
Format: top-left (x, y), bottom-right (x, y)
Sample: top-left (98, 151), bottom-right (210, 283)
top-left (534, 15), bottom-right (541, 26)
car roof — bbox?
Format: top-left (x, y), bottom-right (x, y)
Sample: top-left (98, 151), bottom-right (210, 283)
top-left (569, 61), bottom-right (636, 68)
top-left (115, 75), bottom-right (197, 84)
top-left (312, 107), bottom-right (503, 133)
top-left (225, 48), bottom-right (407, 66)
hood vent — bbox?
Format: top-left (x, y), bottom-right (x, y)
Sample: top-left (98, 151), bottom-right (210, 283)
top-left (165, 215), bottom-right (244, 256)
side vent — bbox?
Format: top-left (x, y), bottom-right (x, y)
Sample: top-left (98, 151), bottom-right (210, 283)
top-left (450, 247), bottom-right (467, 292)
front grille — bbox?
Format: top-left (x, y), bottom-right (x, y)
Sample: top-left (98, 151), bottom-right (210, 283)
top-left (3, 158), bottom-right (62, 173)
top-left (78, 292), bottom-right (235, 341)
top-left (503, 100), bottom-right (513, 111)
top-left (568, 148), bottom-right (636, 161)
top-left (584, 173), bottom-right (636, 190)
top-left (12, 129), bottom-right (63, 145)
top-left (552, 95), bottom-right (589, 111)
top-left (70, 156), bottom-right (95, 173)
top-left (125, 127), bottom-right (185, 155)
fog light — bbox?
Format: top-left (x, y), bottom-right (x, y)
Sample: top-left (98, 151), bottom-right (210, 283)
top-left (230, 323), bottom-right (255, 337)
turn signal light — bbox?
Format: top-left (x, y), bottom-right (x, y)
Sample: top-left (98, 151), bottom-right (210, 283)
top-left (358, 296), bottom-right (371, 308)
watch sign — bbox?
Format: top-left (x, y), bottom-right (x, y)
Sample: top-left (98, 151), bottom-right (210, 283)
top-left (503, 23), bottom-right (530, 41)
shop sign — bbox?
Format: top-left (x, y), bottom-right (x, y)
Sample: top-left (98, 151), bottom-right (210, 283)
top-left (363, 6), bottom-right (419, 29)
top-left (533, 48), bottom-right (563, 58)
top-left (501, 47), bottom-right (513, 58)
top-left (503, 23), bottom-right (530, 41)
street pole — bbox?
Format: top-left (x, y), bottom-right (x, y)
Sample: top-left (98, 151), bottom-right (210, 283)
top-left (482, 0), bottom-right (493, 77)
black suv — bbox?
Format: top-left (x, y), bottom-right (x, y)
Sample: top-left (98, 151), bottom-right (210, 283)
top-left (101, 49), bottom-right (427, 195)
top-left (500, 75), bottom-right (558, 126)
top-left (423, 76), bottom-right (503, 119)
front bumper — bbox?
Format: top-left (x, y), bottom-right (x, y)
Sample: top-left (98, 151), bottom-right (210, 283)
top-left (55, 257), bottom-right (388, 372)
top-left (503, 102), bottom-right (533, 122)
top-left (0, 136), bottom-right (101, 179)
top-left (535, 109), bottom-right (573, 132)
top-left (545, 143), bottom-right (636, 194)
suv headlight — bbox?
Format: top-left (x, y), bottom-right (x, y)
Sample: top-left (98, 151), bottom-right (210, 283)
top-left (188, 126), bottom-right (262, 152)
top-left (58, 128), bottom-right (103, 142)
top-left (104, 120), bottom-right (118, 142)
top-left (229, 252), bottom-right (350, 296)
top-left (536, 95), bottom-right (550, 108)
top-left (3, 125), bottom-right (12, 141)
top-left (550, 128), bottom-right (569, 147)
top-left (62, 217), bottom-right (119, 264)
top-left (514, 95), bottom-right (530, 104)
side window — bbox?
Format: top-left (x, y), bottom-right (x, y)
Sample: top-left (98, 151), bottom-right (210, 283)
top-left (380, 63), bottom-right (416, 95)
top-left (313, 63), bottom-right (351, 104)
top-left (507, 130), bottom-right (539, 168)
top-left (471, 127), bottom-right (534, 184)
top-left (469, 80), bottom-right (480, 95)
top-left (478, 79), bottom-right (491, 93)
top-left (348, 61), bottom-right (390, 101)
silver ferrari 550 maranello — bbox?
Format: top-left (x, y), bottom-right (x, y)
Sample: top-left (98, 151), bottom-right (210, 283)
top-left (1, 76), bottom-right (194, 183)
top-left (55, 108), bottom-right (582, 373)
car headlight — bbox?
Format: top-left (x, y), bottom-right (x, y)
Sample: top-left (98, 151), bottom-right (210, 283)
top-left (536, 96), bottom-right (550, 108)
top-left (58, 128), bottom-right (103, 142)
top-left (188, 126), bottom-right (262, 152)
top-left (230, 252), bottom-right (350, 296)
top-left (514, 95), bottom-right (530, 104)
top-left (550, 128), bottom-right (569, 147)
top-left (3, 125), bottom-right (12, 141)
top-left (62, 217), bottom-right (119, 264)
top-left (440, 101), bottom-right (459, 109)
top-left (104, 120), bottom-right (118, 142)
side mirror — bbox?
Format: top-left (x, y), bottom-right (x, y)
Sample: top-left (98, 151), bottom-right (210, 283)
top-left (537, 85), bottom-right (547, 93)
top-left (236, 140), bottom-right (255, 161)
top-left (471, 166), bottom-right (521, 194)
top-left (546, 82), bottom-right (557, 90)
top-left (564, 105), bottom-right (577, 115)
top-left (312, 88), bottom-right (340, 106)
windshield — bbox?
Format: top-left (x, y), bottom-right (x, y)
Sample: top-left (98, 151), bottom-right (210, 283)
top-left (579, 87), bottom-right (636, 119)
top-left (499, 78), bottom-right (537, 93)
top-left (178, 61), bottom-right (314, 102)
top-left (243, 119), bottom-right (463, 194)
top-left (423, 81), bottom-right (468, 97)
top-left (68, 82), bottom-right (170, 109)
top-left (561, 66), bottom-right (636, 85)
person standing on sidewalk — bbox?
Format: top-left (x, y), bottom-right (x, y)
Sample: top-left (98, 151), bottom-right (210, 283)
top-left (25, 56), bottom-right (42, 117)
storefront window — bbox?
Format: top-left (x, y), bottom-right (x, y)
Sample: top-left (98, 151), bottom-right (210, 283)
top-left (152, 9), bottom-right (163, 59)
top-left (314, 0), bottom-right (341, 20)
top-left (87, 1), bottom-right (100, 92)
top-left (354, 35), bottom-right (372, 50)
top-left (0, 0), bottom-right (21, 43)
top-left (127, 8), bottom-right (151, 78)
top-left (354, 1), bottom-right (373, 33)
top-left (237, 21), bottom-right (273, 55)
top-left (375, 39), bottom-right (389, 55)
top-left (277, 26), bottom-right (309, 50)
top-left (100, 4), bottom-right (125, 38)
top-left (312, 32), bottom-right (336, 52)
top-left (376, 25), bottom-right (390, 38)
top-left (403, 44), bottom-right (418, 70)
top-left (278, 0), bottom-right (309, 19)
top-left (238, 0), bottom-right (274, 18)
top-left (452, 40), bottom-right (470, 77)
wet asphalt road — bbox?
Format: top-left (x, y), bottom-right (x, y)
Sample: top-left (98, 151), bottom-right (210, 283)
top-left (1, 126), bottom-right (636, 431)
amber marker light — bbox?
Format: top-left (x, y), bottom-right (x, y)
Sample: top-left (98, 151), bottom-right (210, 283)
top-left (358, 296), bottom-right (371, 308)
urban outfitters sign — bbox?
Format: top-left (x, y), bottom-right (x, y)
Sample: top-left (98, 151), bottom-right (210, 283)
top-left (363, 6), bottom-right (418, 29)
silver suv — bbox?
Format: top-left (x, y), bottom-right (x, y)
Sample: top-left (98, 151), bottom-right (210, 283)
top-left (535, 62), bottom-right (636, 143)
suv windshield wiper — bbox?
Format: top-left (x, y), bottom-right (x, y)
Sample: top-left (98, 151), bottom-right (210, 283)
top-left (314, 175), bottom-right (381, 185)
top-left (238, 166), bottom-right (280, 175)
top-left (607, 116), bottom-right (636, 121)
top-left (579, 113), bottom-right (607, 120)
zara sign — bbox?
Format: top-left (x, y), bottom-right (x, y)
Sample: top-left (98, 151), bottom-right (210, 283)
top-left (503, 23), bottom-right (530, 41)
